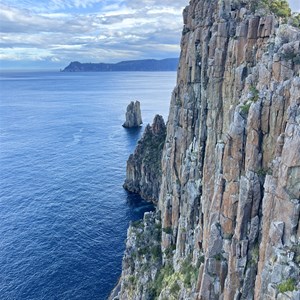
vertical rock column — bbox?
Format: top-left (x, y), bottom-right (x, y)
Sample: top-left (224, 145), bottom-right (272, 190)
top-left (123, 101), bottom-right (143, 128)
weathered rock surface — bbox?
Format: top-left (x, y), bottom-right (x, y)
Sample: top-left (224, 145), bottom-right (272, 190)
top-left (109, 212), bottom-right (163, 300)
top-left (123, 115), bottom-right (166, 202)
top-left (123, 101), bottom-right (143, 128)
top-left (114, 0), bottom-right (300, 299)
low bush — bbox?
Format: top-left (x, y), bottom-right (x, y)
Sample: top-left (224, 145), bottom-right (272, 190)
top-left (162, 227), bottom-right (172, 234)
top-left (240, 103), bottom-right (251, 115)
top-left (250, 0), bottom-right (291, 18)
top-left (277, 278), bottom-right (296, 293)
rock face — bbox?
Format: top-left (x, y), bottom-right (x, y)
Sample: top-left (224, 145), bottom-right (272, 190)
top-left (113, 0), bottom-right (300, 299)
top-left (109, 212), bottom-right (163, 300)
top-left (123, 101), bottom-right (143, 128)
top-left (123, 115), bottom-right (166, 202)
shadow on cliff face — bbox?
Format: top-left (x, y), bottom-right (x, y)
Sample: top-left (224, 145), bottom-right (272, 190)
top-left (125, 191), bottom-right (155, 213)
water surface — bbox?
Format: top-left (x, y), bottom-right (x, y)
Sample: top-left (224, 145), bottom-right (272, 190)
top-left (0, 71), bottom-right (176, 299)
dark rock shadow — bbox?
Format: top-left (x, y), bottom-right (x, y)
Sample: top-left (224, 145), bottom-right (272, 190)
top-left (125, 191), bottom-right (154, 212)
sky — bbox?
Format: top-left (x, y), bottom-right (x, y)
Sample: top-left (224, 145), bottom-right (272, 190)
top-left (0, 0), bottom-right (299, 70)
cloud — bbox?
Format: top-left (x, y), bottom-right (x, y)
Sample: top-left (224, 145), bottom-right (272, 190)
top-left (0, 0), bottom-right (188, 68)
top-left (1, 0), bottom-right (299, 69)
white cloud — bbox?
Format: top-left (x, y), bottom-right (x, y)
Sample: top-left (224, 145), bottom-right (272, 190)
top-left (1, 0), bottom-right (298, 69)
top-left (0, 0), bottom-right (188, 68)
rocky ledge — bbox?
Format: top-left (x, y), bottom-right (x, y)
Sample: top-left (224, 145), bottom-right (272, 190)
top-left (123, 101), bottom-right (143, 128)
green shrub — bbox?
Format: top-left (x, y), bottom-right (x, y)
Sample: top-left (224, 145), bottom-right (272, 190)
top-left (250, 0), bottom-right (291, 18)
top-left (181, 255), bottom-right (199, 288)
top-left (170, 281), bottom-right (180, 296)
top-left (149, 264), bottom-right (174, 297)
top-left (257, 168), bottom-right (272, 176)
top-left (184, 272), bottom-right (192, 287)
top-left (277, 278), bottom-right (296, 293)
top-left (249, 86), bottom-right (259, 102)
top-left (151, 245), bottom-right (162, 261)
top-left (251, 244), bottom-right (260, 263)
top-left (138, 247), bottom-right (148, 256)
top-left (164, 244), bottom-right (176, 259)
top-left (214, 253), bottom-right (225, 261)
top-left (132, 220), bottom-right (143, 228)
top-left (128, 275), bottom-right (136, 285)
top-left (249, 0), bottom-right (266, 12)
top-left (162, 227), bottom-right (172, 234)
top-left (240, 103), bottom-right (251, 115)
top-left (223, 233), bottom-right (233, 240)
top-left (155, 222), bottom-right (162, 230)
top-left (291, 244), bottom-right (300, 264)
top-left (269, 0), bottom-right (291, 18)
top-left (197, 255), bottom-right (205, 265)
top-left (290, 13), bottom-right (300, 28)
top-left (153, 223), bottom-right (162, 242)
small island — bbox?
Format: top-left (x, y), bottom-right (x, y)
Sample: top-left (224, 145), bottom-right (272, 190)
top-left (62, 58), bottom-right (179, 72)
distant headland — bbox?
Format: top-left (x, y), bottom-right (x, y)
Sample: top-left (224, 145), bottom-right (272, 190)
top-left (61, 58), bottom-right (179, 72)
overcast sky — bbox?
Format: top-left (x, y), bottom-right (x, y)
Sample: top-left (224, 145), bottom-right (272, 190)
top-left (0, 0), bottom-right (299, 70)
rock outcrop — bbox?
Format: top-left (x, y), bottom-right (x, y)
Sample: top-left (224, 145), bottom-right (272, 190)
top-left (123, 115), bottom-right (166, 203)
top-left (113, 0), bottom-right (300, 299)
top-left (123, 101), bottom-right (143, 128)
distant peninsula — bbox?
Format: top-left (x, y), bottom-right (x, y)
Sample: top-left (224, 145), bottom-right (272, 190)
top-left (62, 58), bottom-right (179, 72)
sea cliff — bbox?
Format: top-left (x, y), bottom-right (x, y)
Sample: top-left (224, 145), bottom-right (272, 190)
top-left (124, 115), bottom-right (166, 202)
top-left (112, 0), bottom-right (300, 299)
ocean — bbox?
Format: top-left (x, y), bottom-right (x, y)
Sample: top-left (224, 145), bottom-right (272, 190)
top-left (0, 71), bottom-right (176, 300)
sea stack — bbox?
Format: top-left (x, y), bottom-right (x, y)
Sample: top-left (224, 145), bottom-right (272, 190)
top-left (122, 101), bottom-right (142, 128)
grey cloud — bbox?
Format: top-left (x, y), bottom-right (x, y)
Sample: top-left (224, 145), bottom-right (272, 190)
top-left (0, 0), bottom-right (185, 66)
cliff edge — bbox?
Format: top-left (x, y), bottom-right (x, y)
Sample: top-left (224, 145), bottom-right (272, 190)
top-left (113, 0), bottom-right (300, 299)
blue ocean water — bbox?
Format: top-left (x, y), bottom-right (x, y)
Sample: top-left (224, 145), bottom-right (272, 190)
top-left (0, 71), bottom-right (176, 300)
